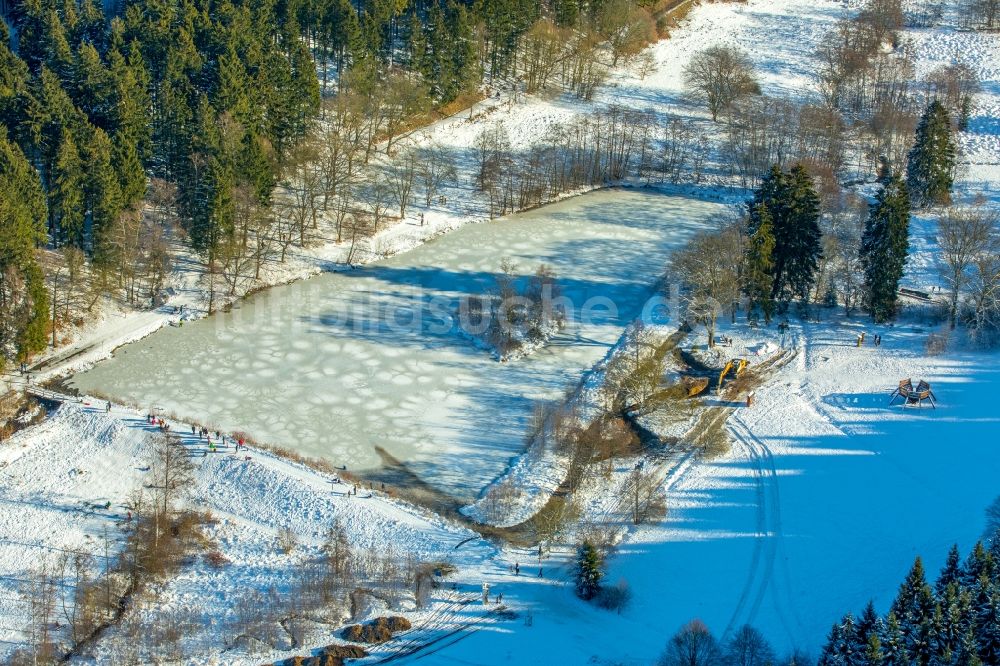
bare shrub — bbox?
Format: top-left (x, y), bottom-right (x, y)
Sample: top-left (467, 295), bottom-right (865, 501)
top-left (596, 578), bottom-right (632, 614)
top-left (277, 526), bottom-right (298, 554)
top-left (204, 550), bottom-right (229, 567)
top-left (342, 616), bottom-right (411, 644)
top-left (924, 332), bottom-right (949, 356)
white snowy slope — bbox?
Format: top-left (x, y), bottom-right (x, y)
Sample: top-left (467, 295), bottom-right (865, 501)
top-left (0, 401), bottom-right (497, 664)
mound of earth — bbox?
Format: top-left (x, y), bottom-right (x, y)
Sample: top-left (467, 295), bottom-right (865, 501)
top-left (341, 616), bottom-right (413, 644)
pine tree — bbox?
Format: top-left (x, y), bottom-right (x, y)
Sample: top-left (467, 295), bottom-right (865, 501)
top-left (975, 585), bottom-right (1000, 664)
top-left (891, 558), bottom-right (938, 661)
top-left (0, 131), bottom-right (50, 367)
top-left (956, 628), bottom-right (983, 666)
top-left (937, 582), bottom-right (971, 661)
top-left (44, 8), bottom-right (76, 85)
top-left (860, 174), bottom-right (910, 323)
top-left (962, 543), bottom-right (995, 589)
top-left (0, 23), bottom-right (32, 129)
top-left (820, 621), bottom-right (844, 665)
top-left (936, 546), bottom-right (963, 598)
top-left (748, 164), bottom-right (823, 304)
top-left (865, 629), bottom-right (886, 666)
top-left (779, 164), bottom-right (823, 300)
top-left (820, 613), bottom-right (865, 666)
top-left (554, 0), bottom-right (581, 27)
top-left (238, 131), bottom-right (275, 204)
top-left (744, 202), bottom-right (776, 324)
top-left (907, 100), bottom-right (957, 207)
top-left (51, 128), bottom-right (86, 249)
top-left (113, 132), bottom-right (147, 207)
top-left (858, 600), bottom-right (881, 646)
top-left (881, 611), bottom-right (906, 665)
top-left (73, 41), bottom-right (112, 127)
top-left (122, 42), bottom-right (153, 162)
top-left (12, 0), bottom-right (49, 74)
top-left (87, 127), bottom-right (124, 268)
top-left (574, 541), bottom-right (603, 600)
top-left (216, 46), bottom-right (253, 126)
top-left (446, 1), bottom-right (479, 102)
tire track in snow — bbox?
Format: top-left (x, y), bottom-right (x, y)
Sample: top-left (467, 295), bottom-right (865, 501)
top-left (724, 415), bottom-right (802, 646)
top-left (372, 591), bottom-right (485, 664)
top-left (719, 416), bottom-right (769, 642)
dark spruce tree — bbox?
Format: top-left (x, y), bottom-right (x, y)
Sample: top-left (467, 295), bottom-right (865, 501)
top-left (574, 541), bottom-right (603, 601)
top-left (747, 164), bottom-right (823, 305)
top-left (779, 164), bottom-right (823, 301)
top-left (936, 545), bottom-right (963, 597)
top-left (907, 100), bottom-right (957, 208)
top-left (860, 175), bottom-right (910, 323)
top-left (743, 202), bottom-right (776, 324)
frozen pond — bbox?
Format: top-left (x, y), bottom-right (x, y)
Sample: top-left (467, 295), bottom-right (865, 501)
top-left (71, 189), bottom-right (724, 499)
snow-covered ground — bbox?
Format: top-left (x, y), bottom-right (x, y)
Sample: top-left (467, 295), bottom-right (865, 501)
top-left (0, 400), bottom-right (499, 664)
top-left (403, 315), bottom-right (1000, 664)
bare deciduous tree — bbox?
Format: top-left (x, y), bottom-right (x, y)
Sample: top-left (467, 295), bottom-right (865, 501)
top-left (658, 619), bottom-right (722, 666)
top-left (923, 63), bottom-right (980, 131)
top-left (382, 72), bottom-right (430, 154)
top-left (938, 205), bottom-right (999, 329)
top-left (388, 149), bottom-right (418, 219)
top-left (966, 242), bottom-right (1000, 344)
top-left (522, 18), bottom-right (569, 94)
top-left (683, 45), bottom-right (760, 122)
top-left (150, 432), bottom-right (196, 517)
top-left (418, 142), bottom-right (457, 209)
top-left (363, 176), bottom-right (394, 234)
top-left (596, 0), bottom-right (656, 66)
top-left (724, 624), bottom-right (776, 666)
top-left (966, 0), bottom-right (1000, 29)
top-left (627, 464), bottom-right (664, 525)
top-left (671, 227), bottom-right (742, 347)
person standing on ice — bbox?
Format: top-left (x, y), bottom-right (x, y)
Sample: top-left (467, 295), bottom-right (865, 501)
top-left (106, 401), bottom-right (111, 413)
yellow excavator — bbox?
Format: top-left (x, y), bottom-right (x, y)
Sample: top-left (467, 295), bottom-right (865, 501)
top-left (717, 358), bottom-right (748, 393)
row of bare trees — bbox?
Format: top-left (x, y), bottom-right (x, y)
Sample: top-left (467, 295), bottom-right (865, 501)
top-left (962, 0), bottom-right (1000, 29)
top-left (518, 6), bottom-right (657, 101)
top-left (474, 104), bottom-right (698, 218)
top-left (204, 88), bottom-right (459, 297)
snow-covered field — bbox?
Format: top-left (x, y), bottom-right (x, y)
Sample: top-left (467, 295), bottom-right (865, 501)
top-left (3, 0), bottom-right (1000, 662)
